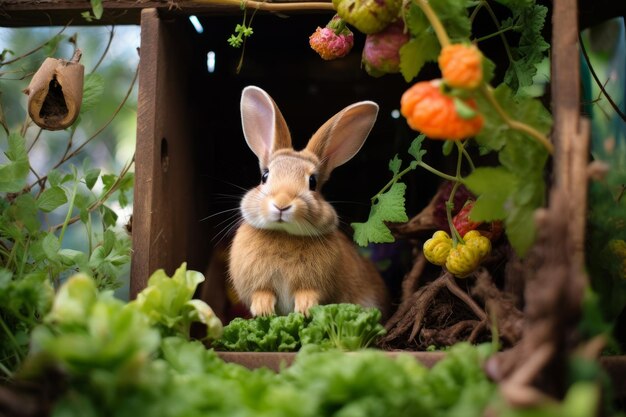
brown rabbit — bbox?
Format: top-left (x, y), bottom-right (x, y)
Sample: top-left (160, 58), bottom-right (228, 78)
top-left (229, 86), bottom-right (389, 317)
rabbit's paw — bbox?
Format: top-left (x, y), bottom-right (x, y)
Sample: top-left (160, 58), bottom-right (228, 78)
top-left (294, 290), bottom-right (320, 316)
top-left (250, 291), bottom-right (276, 316)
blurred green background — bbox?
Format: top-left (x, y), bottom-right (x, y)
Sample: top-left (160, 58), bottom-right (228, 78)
top-left (0, 25), bottom-right (140, 298)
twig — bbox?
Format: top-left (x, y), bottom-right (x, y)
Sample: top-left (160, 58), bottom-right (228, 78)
top-left (192, 0), bottom-right (334, 11)
top-left (579, 33), bottom-right (626, 122)
top-left (54, 65), bottom-right (138, 166)
top-left (0, 23), bottom-right (71, 67)
top-left (26, 128), bottom-right (44, 153)
top-left (91, 26), bottom-right (115, 73)
top-left (416, 0), bottom-right (450, 48)
top-left (480, 0), bottom-right (514, 63)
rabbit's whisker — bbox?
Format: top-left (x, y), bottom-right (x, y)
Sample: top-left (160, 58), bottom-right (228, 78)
top-left (200, 207), bottom-right (241, 222)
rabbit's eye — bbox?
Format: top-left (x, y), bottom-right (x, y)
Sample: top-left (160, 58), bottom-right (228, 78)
top-left (261, 170), bottom-right (269, 184)
top-left (309, 174), bottom-right (317, 191)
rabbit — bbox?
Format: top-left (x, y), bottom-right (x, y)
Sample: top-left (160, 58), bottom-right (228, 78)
top-left (228, 86), bottom-right (389, 317)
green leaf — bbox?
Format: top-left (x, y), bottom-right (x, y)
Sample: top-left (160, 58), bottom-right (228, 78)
top-left (43, 34), bottom-right (65, 57)
top-left (101, 205), bottom-right (118, 228)
top-left (10, 194), bottom-right (40, 233)
top-left (101, 174), bottom-right (116, 194)
top-left (73, 194), bottom-right (94, 211)
top-left (499, 134), bottom-right (549, 177)
top-left (388, 155), bottom-right (402, 176)
top-left (352, 219), bottom-right (395, 247)
top-left (464, 167), bottom-right (516, 221)
top-left (482, 56), bottom-right (496, 85)
top-left (504, 205), bottom-right (536, 257)
top-left (408, 135), bottom-right (427, 163)
top-left (453, 97), bottom-right (477, 119)
top-left (48, 170), bottom-right (62, 187)
top-left (500, 4), bottom-right (550, 92)
top-left (102, 228), bottom-right (116, 254)
top-left (494, 0), bottom-right (534, 7)
top-left (375, 182), bottom-right (409, 223)
top-left (118, 190), bottom-right (129, 208)
top-left (90, 0), bottom-right (103, 20)
top-left (42, 233), bottom-right (61, 261)
top-left (475, 83), bottom-right (552, 152)
top-left (0, 133), bottom-right (29, 193)
top-left (399, 37), bottom-right (439, 82)
top-left (84, 169), bottom-right (100, 190)
top-left (81, 74), bottom-right (104, 114)
top-left (352, 182), bottom-right (408, 246)
top-left (37, 186), bottom-right (68, 212)
top-left (59, 249), bottom-right (88, 268)
top-left (442, 140), bottom-right (454, 156)
top-left (81, 11), bottom-right (94, 22)
top-left (186, 300), bottom-right (224, 341)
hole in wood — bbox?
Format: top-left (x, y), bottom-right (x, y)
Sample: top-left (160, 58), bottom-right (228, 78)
top-left (39, 75), bottom-right (68, 123)
top-left (161, 137), bottom-right (169, 173)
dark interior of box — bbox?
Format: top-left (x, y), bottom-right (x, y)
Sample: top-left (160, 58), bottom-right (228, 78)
top-left (170, 13), bottom-right (455, 319)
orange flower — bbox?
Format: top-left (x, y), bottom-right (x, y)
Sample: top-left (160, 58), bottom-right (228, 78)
top-left (438, 44), bottom-right (483, 89)
top-left (400, 80), bottom-right (483, 140)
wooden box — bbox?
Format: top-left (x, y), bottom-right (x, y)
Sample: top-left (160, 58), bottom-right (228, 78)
top-left (130, 9), bottom-right (442, 314)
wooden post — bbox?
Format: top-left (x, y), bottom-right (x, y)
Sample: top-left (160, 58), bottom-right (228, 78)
top-left (551, 0), bottom-right (589, 276)
top-left (131, 9), bottom-right (200, 298)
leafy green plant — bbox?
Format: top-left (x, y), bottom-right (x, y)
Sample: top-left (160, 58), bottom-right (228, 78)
top-left (399, 0), bottom-right (549, 93)
top-left (0, 32), bottom-right (136, 378)
top-left (128, 263), bottom-right (223, 340)
top-left (300, 303), bottom-right (385, 351)
top-left (10, 266), bottom-right (599, 417)
top-left (213, 303), bottom-right (384, 352)
top-left (352, 0), bottom-right (552, 259)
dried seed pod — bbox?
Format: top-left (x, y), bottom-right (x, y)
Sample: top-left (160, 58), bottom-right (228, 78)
top-left (23, 51), bottom-right (84, 131)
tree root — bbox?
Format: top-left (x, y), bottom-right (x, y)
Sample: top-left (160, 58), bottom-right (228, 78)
top-left (381, 261), bottom-right (526, 350)
top-left (382, 271), bottom-right (496, 348)
top-left (400, 251), bottom-right (427, 303)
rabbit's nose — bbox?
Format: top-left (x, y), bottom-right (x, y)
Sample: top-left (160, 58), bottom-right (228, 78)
top-left (273, 203), bottom-right (292, 212)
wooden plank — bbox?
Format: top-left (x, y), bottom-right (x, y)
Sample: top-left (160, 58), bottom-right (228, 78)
top-left (551, 0), bottom-right (589, 269)
top-left (0, 0), bottom-right (332, 27)
top-left (551, 0), bottom-right (580, 193)
top-left (130, 8), bottom-right (162, 298)
top-left (130, 8), bottom-right (198, 298)
top-left (217, 351), bottom-right (448, 372)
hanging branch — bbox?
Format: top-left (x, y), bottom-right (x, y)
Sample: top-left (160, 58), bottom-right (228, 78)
top-left (579, 33), bottom-right (626, 122)
top-left (0, 23), bottom-right (71, 67)
top-left (193, 0), bottom-right (334, 11)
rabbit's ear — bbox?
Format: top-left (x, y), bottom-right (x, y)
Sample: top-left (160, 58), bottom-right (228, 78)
top-left (240, 86), bottom-right (292, 167)
top-left (306, 101), bottom-right (379, 178)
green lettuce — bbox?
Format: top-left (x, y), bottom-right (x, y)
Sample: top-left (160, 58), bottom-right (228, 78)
top-left (213, 303), bottom-right (386, 352)
top-left (212, 313), bottom-right (306, 352)
top-left (300, 303), bottom-right (386, 351)
top-left (128, 263), bottom-right (223, 340)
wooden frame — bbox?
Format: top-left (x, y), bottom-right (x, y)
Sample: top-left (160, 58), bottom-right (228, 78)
top-left (131, 9), bottom-right (211, 297)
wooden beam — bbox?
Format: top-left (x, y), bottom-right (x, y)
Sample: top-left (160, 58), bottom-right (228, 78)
top-left (0, 0), bottom-right (333, 27)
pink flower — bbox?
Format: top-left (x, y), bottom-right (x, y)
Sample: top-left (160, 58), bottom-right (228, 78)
top-left (309, 16), bottom-right (354, 60)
